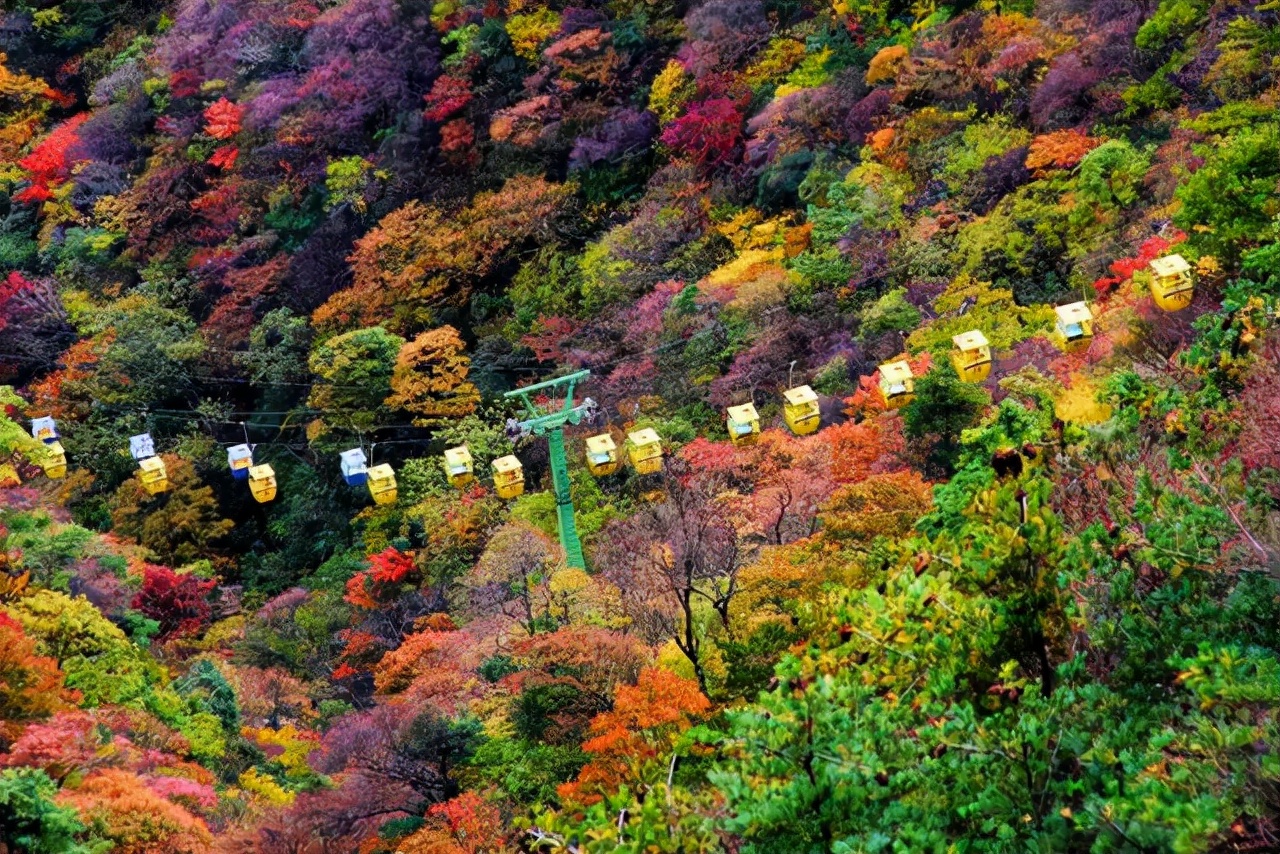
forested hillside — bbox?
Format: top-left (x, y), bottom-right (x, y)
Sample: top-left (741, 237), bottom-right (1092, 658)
top-left (2, 0), bottom-right (1280, 850)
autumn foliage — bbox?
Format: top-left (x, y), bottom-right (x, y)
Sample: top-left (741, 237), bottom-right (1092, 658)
top-left (5, 0), bottom-right (1280, 849)
top-left (202, 98), bottom-right (244, 140)
top-left (344, 547), bottom-right (419, 610)
top-left (396, 792), bottom-right (506, 853)
top-left (558, 668), bottom-right (710, 805)
top-left (386, 326), bottom-right (480, 425)
top-left (1024, 129), bottom-right (1102, 174)
top-left (660, 99), bottom-right (744, 169)
top-left (0, 612), bottom-right (74, 738)
top-left (15, 114), bottom-right (87, 202)
top-left (316, 177), bottom-right (573, 333)
top-left (131, 566), bottom-right (215, 640)
top-left (57, 769), bottom-right (213, 853)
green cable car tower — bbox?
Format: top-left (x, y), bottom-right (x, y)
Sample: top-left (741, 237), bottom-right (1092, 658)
top-left (504, 369), bottom-right (595, 569)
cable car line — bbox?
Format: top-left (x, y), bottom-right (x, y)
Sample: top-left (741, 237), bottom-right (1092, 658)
top-left (12, 234), bottom-right (1200, 517)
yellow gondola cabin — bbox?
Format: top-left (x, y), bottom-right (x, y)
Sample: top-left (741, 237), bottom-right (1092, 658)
top-left (782, 385), bottom-right (820, 436)
top-left (1054, 302), bottom-right (1094, 352)
top-left (1148, 254), bottom-right (1194, 312)
top-left (585, 434), bottom-right (620, 477)
top-left (627, 428), bottom-right (663, 475)
top-left (40, 441), bottom-right (67, 479)
top-left (492, 455), bottom-right (525, 499)
top-left (248, 464), bottom-right (277, 503)
top-left (725, 403), bottom-right (760, 446)
top-left (878, 361), bottom-right (915, 409)
top-left (951, 330), bottom-right (992, 383)
top-left (367, 464), bottom-right (397, 505)
top-left (443, 446), bottom-right (474, 488)
top-left (138, 456), bottom-right (169, 496)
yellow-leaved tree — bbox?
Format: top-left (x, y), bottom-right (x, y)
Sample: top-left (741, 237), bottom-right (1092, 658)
top-left (385, 326), bottom-right (480, 426)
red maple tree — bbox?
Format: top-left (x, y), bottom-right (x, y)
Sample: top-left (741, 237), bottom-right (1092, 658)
top-left (203, 97), bottom-right (244, 140)
top-left (343, 547), bottom-right (418, 609)
top-left (424, 75), bottom-right (473, 122)
top-left (131, 565), bottom-right (215, 639)
top-left (15, 114), bottom-right (89, 203)
top-left (207, 145), bottom-right (238, 170)
top-left (660, 98), bottom-right (745, 169)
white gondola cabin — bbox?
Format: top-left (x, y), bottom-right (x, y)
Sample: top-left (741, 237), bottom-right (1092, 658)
top-left (878, 361), bottom-right (914, 409)
top-left (227, 444), bottom-right (253, 481)
top-left (129, 433), bottom-right (157, 462)
top-left (248, 464), bottom-right (277, 503)
top-left (951, 330), bottom-right (992, 383)
top-left (627, 428), bottom-right (663, 475)
top-left (1149, 254), bottom-right (1194, 312)
top-left (138, 456), bottom-right (169, 496)
top-left (726, 403), bottom-right (760, 447)
top-left (1054, 302), bottom-right (1094, 352)
top-left (782, 385), bottom-right (820, 436)
top-left (585, 434), bottom-right (620, 477)
top-left (340, 448), bottom-right (369, 487)
top-left (443, 446), bottom-right (474, 489)
top-left (492, 455), bottom-right (525, 499)
top-left (367, 464), bottom-right (397, 505)
top-left (31, 417), bottom-right (59, 444)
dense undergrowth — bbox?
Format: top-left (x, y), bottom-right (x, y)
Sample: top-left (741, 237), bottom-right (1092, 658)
top-left (2, 0), bottom-right (1280, 850)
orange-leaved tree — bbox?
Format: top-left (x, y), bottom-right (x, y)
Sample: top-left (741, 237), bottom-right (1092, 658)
top-left (385, 326), bottom-right (480, 426)
top-left (25, 334), bottom-right (112, 423)
top-left (824, 416), bottom-right (907, 484)
top-left (394, 791), bottom-right (507, 854)
top-left (314, 176), bottom-right (573, 334)
top-left (509, 627), bottom-right (649, 711)
top-left (557, 667), bottom-right (710, 806)
top-left (1025, 128), bottom-right (1102, 175)
top-left (0, 612), bottom-right (76, 741)
top-left (57, 768), bottom-right (213, 853)
top-left (820, 470), bottom-right (933, 548)
top-left (372, 623), bottom-right (477, 712)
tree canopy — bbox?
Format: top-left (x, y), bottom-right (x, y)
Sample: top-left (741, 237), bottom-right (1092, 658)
top-left (3, 0), bottom-right (1280, 849)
